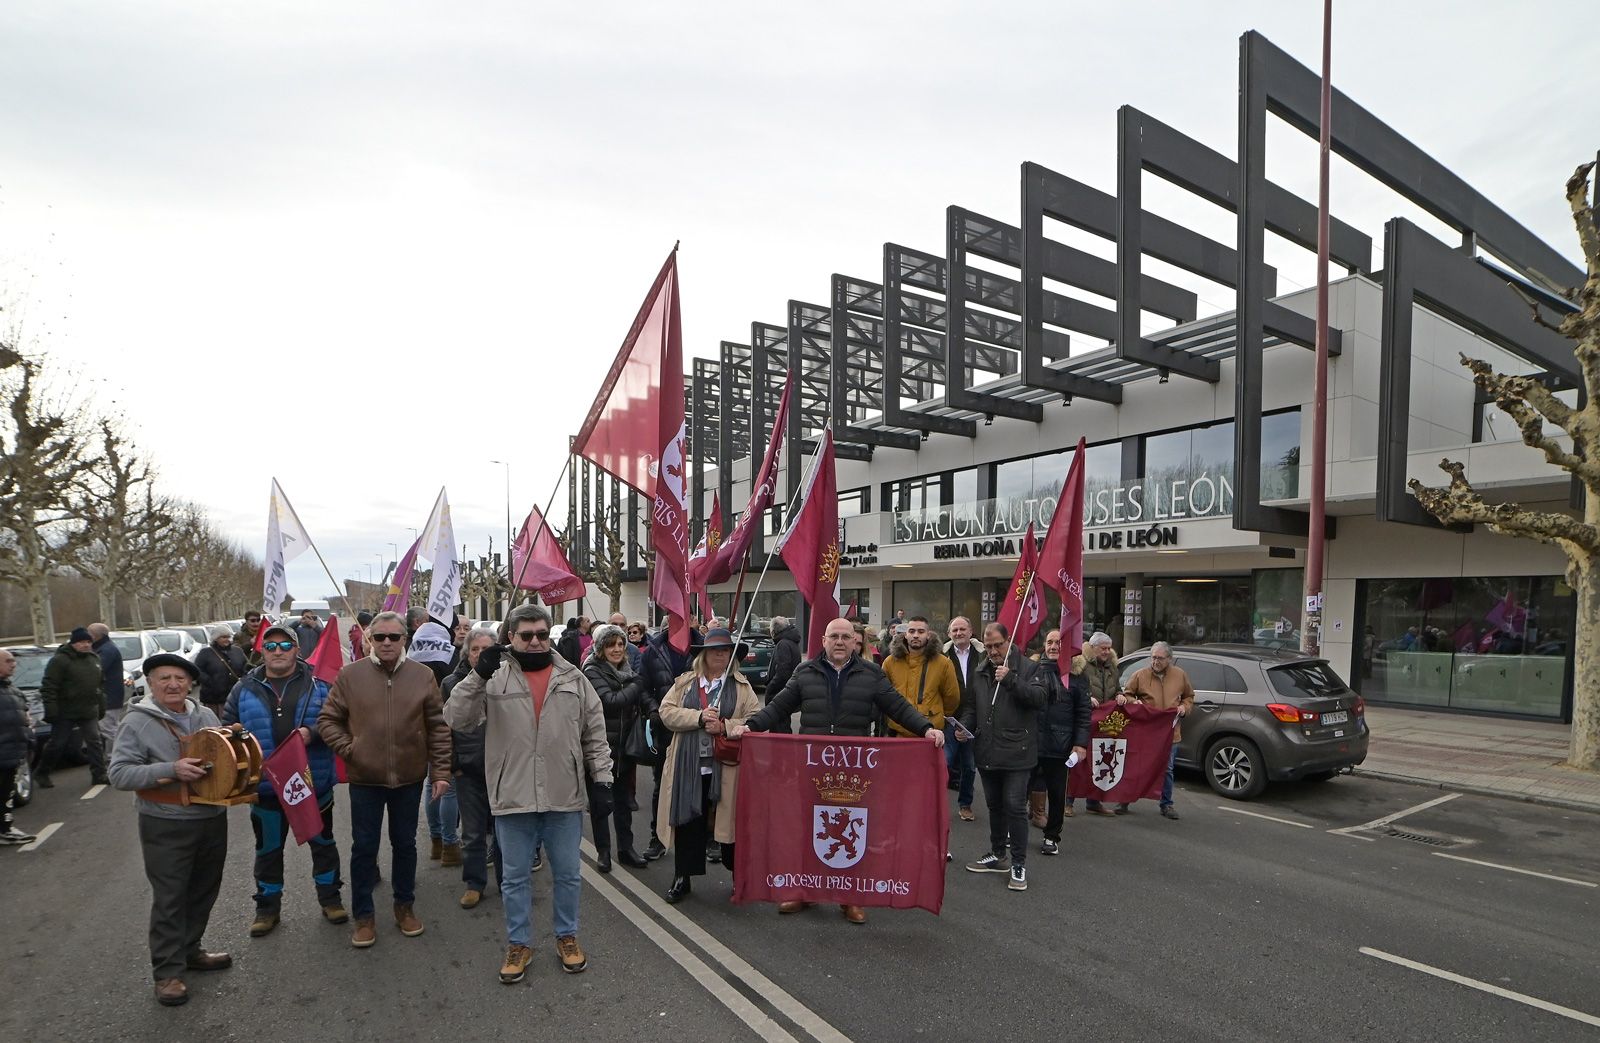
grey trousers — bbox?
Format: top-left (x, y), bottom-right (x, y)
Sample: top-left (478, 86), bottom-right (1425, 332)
top-left (138, 813), bottom-right (228, 980)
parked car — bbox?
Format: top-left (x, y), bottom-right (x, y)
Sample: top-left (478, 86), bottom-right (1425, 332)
top-left (110, 630), bottom-right (166, 702)
top-left (738, 630), bottom-right (775, 689)
top-left (1117, 644), bottom-right (1369, 800)
top-left (150, 628), bottom-right (201, 661)
top-left (4, 645), bottom-right (50, 805)
top-left (175, 625), bottom-right (223, 648)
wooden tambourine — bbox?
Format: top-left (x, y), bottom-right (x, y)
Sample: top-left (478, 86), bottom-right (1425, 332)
top-left (178, 724), bottom-right (263, 806)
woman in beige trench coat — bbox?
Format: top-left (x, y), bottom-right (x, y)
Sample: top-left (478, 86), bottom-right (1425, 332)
top-left (654, 628), bottom-right (760, 905)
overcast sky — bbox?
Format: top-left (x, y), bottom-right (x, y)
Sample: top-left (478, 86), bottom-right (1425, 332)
top-left (2, 1), bottom-right (1594, 606)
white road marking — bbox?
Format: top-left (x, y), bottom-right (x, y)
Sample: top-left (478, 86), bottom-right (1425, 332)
top-left (582, 838), bottom-right (853, 1043)
top-left (20, 822), bottom-right (63, 852)
top-left (1360, 947), bottom-right (1600, 1028)
top-left (1216, 806), bottom-right (1313, 829)
top-left (579, 859), bottom-right (802, 1043)
top-left (1431, 852), bottom-right (1598, 889)
top-left (1329, 792), bottom-right (1461, 837)
top-left (80, 784), bottom-right (107, 800)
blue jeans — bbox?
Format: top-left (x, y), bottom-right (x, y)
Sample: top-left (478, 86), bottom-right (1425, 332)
top-left (425, 780), bottom-right (459, 845)
top-left (348, 781), bottom-right (423, 919)
top-left (495, 810), bottom-right (582, 946)
top-left (1160, 745), bottom-right (1177, 808)
top-left (945, 722), bottom-right (976, 807)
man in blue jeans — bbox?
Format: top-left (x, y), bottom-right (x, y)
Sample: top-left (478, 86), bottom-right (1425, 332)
top-left (1117, 641), bottom-right (1193, 820)
top-left (318, 610), bottom-right (453, 947)
top-left (445, 604), bottom-right (613, 985)
top-left (943, 617), bottom-right (978, 819)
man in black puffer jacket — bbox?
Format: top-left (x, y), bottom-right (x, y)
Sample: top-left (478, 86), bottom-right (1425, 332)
top-left (1033, 629), bottom-right (1091, 858)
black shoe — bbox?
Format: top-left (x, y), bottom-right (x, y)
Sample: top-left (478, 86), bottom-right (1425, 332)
top-left (35, 774), bottom-right (53, 789)
top-left (596, 849), bottom-right (612, 874)
top-left (664, 876), bottom-right (692, 904)
top-left (91, 775), bottom-right (109, 787)
top-left (643, 839), bottom-right (666, 862)
top-left (531, 850), bottom-right (544, 873)
top-left (706, 846), bottom-right (722, 865)
top-left (1160, 805), bottom-right (1181, 820)
top-left (617, 848), bottom-right (648, 869)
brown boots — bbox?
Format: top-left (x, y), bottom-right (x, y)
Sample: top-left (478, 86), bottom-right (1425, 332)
top-left (395, 903), bottom-right (425, 937)
top-left (1029, 791), bottom-right (1048, 829)
top-left (440, 843), bottom-right (462, 867)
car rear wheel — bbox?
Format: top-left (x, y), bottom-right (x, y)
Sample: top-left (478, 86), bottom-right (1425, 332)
top-left (1205, 736), bottom-right (1267, 800)
top-left (11, 761), bottom-right (32, 807)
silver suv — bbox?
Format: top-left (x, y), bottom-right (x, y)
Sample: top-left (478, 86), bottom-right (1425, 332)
top-left (1118, 644), bottom-right (1370, 800)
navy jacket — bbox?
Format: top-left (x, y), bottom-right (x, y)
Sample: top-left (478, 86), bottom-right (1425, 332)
top-left (94, 637), bottom-right (125, 711)
top-left (222, 662), bottom-right (336, 804)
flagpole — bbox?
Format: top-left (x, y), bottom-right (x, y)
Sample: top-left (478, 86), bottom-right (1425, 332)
top-left (998, 566), bottom-right (1039, 667)
top-left (273, 479), bottom-right (358, 620)
top-left (734, 411), bottom-right (830, 642)
top-left (507, 455), bottom-right (576, 606)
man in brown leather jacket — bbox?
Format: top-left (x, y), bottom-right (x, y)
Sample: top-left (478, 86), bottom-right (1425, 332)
top-left (1116, 640), bottom-right (1194, 821)
top-left (318, 610), bottom-right (452, 947)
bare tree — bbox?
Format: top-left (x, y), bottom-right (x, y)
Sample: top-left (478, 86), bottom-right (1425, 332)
top-left (589, 506), bottom-right (628, 615)
top-left (0, 343), bottom-right (103, 642)
top-left (1409, 161), bottom-right (1600, 772)
top-left (74, 420), bottom-right (172, 622)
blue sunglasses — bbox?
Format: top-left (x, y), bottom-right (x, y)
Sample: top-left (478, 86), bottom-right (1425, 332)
top-left (262, 640), bottom-right (297, 652)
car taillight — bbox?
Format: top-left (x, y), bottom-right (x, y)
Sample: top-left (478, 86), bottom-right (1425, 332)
top-left (1352, 696), bottom-right (1365, 715)
top-left (743, 654), bottom-right (755, 662)
top-left (1266, 703), bottom-right (1301, 723)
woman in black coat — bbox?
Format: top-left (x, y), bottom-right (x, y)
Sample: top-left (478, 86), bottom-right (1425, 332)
top-left (193, 632), bottom-right (248, 715)
top-left (1034, 629), bottom-right (1092, 857)
top-left (582, 625), bottom-right (655, 872)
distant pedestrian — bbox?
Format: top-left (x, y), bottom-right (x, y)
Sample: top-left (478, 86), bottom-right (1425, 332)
top-left (238, 610), bottom-right (265, 669)
top-left (194, 628), bottom-right (248, 717)
top-left (317, 610), bottom-right (452, 948)
top-left (1077, 631), bottom-right (1120, 817)
top-left (556, 618), bottom-right (583, 665)
top-left (944, 616), bottom-right (979, 820)
top-left (349, 611), bottom-right (373, 661)
top-left (445, 626), bottom-right (503, 909)
top-left (0, 649), bottom-right (37, 845)
top-left (290, 611), bottom-right (323, 658)
top-left (405, 606), bottom-right (429, 641)
top-left (107, 653), bottom-right (231, 1007)
top-left (37, 627), bottom-right (108, 789)
top-left (223, 623), bottom-right (344, 936)
top-left (444, 604), bottom-right (614, 983)
top-left (88, 622), bottom-right (126, 743)
top-left (959, 622), bottom-right (1046, 892)
top-left (764, 616), bottom-right (802, 704)
top-left (1117, 641), bottom-right (1193, 820)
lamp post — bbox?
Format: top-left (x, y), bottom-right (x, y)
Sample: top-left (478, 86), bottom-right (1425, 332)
top-left (490, 459), bottom-right (514, 615)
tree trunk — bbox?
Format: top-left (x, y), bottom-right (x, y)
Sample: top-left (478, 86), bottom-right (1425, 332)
top-left (609, 589), bottom-right (621, 614)
top-left (98, 587), bottom-right (115, 626)
top-left (25, 574), bottom-right (55, 645)
top-left (1570, 560), bottom-right (1600, 772)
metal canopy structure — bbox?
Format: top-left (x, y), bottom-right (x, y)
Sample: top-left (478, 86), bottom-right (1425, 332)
top-left (670, 28), bottom-right (1576, 552)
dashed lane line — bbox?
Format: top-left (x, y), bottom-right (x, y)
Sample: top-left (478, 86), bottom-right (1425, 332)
top-left (1215, 806), bottom-right (1314, 829)
top-left (1431, 852), bottom-right (1598, 889)
top-left (578, 858), bottom-right (802, 1043)
top-left (19, 822), bottom-right (62, 852)
top-left (581, 838), bottom-right (853, 1043)
top-left (81, 784), bottom-right (107, 800)
top-left (1360, 947), bottom-right (1600, 1028)
top-left (1329, 792), bottom-right (1461, 839)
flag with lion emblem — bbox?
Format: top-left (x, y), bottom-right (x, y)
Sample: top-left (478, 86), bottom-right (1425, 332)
top-left (261, 730), bottom-right (324, 845)
top-left (1067, 701), bottom-right (1177, 803)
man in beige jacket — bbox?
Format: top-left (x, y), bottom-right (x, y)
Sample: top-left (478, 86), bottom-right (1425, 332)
top-left (1116, 640), bottom-right (1195, 820)
top-left (318, 611), bottom-right (452, 947)
top-left (444, 603), bottom-right (612, 985)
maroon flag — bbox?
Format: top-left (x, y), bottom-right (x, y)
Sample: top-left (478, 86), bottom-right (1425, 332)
top-left (382, 537), bottom-right (421, 614)
top-left (261, 730), bottom-right (325, 845)
top-left (572, 247), bottom-right (690, 651)
top-left (776, 430), bottom-right (841, 657)
top-left (309, 614), bottom-right (344, 686)
top-left (1067, 702), bottom-right (1178, 803)
top-left (511, 503), bottom-right (584, 603)
top-left (1037, 437), bottom-right (1087, 676)
top-left (997, 523), bottom-right (1044, 652)
top-left (733, 733), bottom-right (948, 914)
top-left (844, 597), bottom-right (858, 621)
top-left (707, 376), bottom-right (793, 584)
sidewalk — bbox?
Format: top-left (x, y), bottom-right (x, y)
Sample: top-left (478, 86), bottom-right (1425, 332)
top-left (1357, 706), bottom-right (1600, 813)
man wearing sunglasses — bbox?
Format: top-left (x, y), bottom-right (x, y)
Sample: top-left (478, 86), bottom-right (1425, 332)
top-left (223, 623), bottom-right (344, 936)
top-left (318, 610), bottom-right (452, 948)
top-left (445, 604), bottom-right (613, 985)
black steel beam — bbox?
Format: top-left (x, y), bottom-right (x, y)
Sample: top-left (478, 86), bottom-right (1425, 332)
top-left (944, 206), bottom-right (1042, 421)
top-left (883, 243), bottom-right (976, 437)
top-left (830, 274), bottom-right (921, 450)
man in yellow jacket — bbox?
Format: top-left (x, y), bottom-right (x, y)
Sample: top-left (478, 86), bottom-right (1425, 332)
top-left (883, 616), bottom-right (961, 736)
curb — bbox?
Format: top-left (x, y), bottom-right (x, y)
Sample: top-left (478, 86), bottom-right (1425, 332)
top-left (1354, 768), bottom-right (1600, 816)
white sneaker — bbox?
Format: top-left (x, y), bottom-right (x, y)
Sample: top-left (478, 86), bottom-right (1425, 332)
top-left (1041, 839), bottom-right (1060, 856)
top-left (0, 827), bottom-right (37, 845)
top-left (1008, 865), bottom-right (1028, 891)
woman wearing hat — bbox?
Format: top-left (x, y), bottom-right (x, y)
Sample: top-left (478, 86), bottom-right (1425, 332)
top-left (107, 653), bottom-right (232, 1007)
top-left (653, 628), bottom-right (759, 904)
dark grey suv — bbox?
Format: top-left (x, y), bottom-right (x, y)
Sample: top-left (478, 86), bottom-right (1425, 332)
top-left (1118, 644), bottom-right (1370, 800)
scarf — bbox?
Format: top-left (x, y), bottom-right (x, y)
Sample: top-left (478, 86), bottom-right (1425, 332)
top-left (669, 671), bottom-right (735, 827)
top-left (510, 648), bottom-right (553, 671)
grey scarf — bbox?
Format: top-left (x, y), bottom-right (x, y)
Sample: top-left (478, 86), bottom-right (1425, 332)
top-left (668, 673), bottom-right (736, 828)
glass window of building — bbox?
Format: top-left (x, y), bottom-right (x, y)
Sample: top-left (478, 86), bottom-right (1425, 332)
top-left (838, 487), bottom-right (869, 518)
top-left (1357, 574), bottom-right (1571, 719)
top-left (839, 588), bottom-right (871, 621)
top-left (1146, 577), bottom-right (1254, 646)
top-left (1252, 569), bottom-right (1304, 646)
top-left (994, 458), bottom-right (1032, 506)
top-left (1190, 421), bottom-right (1234, 479)
top-left (951, 466), bottom-right (979, 505)
top-left (1143, 429), bottom-right (1191, 487)
top-left (1260, 409), bottom-right (1302, 499)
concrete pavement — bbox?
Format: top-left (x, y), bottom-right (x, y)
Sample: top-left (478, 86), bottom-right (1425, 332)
top-left (4, 759), bottom-right (1598, 1042)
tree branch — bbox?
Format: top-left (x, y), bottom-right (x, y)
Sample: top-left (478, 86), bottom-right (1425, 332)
top-left (1507, 280), bottom-right (1571, 333)
top-left (1409, 459), bottom-right (1600, 557)
top-left (1567, 161), bottom-right (1600, 281)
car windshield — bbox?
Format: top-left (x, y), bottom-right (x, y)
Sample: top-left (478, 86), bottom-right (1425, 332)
top-left (180, 627), bottom-right (208, 642)
top-left (113, 636), bottom-right (142, 659)
top-left (1267, 661), bottom-right (1351, 701)
top-left (12, 655), bottom-right (48, 688)
top-left (153, 632), bottom-right (183, 652)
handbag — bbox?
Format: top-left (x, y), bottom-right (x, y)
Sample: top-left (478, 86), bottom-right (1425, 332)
top-left (622, 712), bottom-right (654, 765)
top-left (713, 731), bottom-right (741, 766)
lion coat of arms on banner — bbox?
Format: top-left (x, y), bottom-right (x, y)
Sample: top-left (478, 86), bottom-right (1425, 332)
top-left (812, 772), bottom-right (871, 869)
top-left (1092, 710), bottom-right (1130, 792)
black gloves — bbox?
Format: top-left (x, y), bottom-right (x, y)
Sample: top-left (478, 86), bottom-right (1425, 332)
top-left (590, 781), bottom-right (614, 817)
top-left (474, 644), bottom-right (505, 679)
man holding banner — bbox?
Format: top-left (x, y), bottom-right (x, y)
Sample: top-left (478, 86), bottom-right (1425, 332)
top-left (729, 618), bottom-right (943, 925)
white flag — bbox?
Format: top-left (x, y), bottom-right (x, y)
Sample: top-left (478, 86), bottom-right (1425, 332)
top-left (261, 479), bottom-right (313, 613)
top-left (424, 489), bottom-right (460, 623)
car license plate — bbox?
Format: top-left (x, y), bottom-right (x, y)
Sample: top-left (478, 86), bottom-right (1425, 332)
top-left (1322, 711), bottom-right (1348, 726)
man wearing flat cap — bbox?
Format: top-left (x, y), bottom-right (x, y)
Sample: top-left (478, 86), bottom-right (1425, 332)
top-left (108, 653), bottom-right (232, 1007)
top-left (37, 626), bottom-right (109, 789)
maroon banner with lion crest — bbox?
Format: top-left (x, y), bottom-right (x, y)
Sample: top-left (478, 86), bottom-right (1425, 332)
top-left (1067, 701), bottom-right (1178, 803)
top-left (733, 733), bottom-right (948, 913)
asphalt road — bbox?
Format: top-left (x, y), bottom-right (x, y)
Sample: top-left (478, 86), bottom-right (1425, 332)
top-left (4, 762), bottom-right (1597, 1042)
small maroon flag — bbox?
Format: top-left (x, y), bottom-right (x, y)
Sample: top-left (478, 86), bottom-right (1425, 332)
top-left (775, 430), bottom-right (841, 657)
top-left (708, 376), bottom-right (792, 585)
top-left (845, 597), bottom-right (858, 621)
top-left (261, 730), bottom-right (324, 845)
top-left (997, 523), bottom-right (1043, 652)
top-left (511, 503), bottom-right (584, 602)
top-left (309, 613), bottom-right (344, 685)
top-left (1068, 702), bottom-right (1178, 804)
top-left (1037, 437), bottom-right (1086, 677)
top-left (687, 492), bottom-right (723, 616)
top-left (734, 733), bottom-right (948, 914)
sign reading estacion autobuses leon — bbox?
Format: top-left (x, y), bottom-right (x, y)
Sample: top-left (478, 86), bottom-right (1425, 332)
top-left (733, 734), bottom-right (949, 913)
